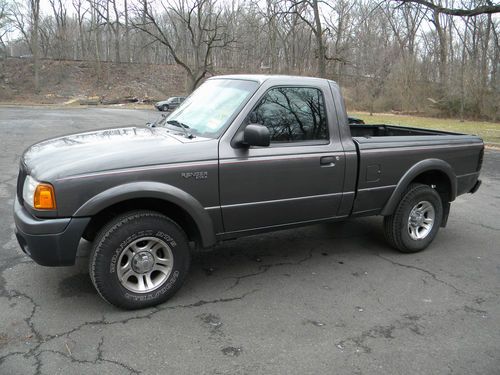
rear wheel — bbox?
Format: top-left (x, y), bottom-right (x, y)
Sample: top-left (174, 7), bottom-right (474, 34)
top-left (89, 210), bottom-right (190, 309)
top-left (384, 183), bottom-right (443, 253)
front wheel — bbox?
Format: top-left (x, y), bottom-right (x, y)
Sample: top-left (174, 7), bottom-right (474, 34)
top-left (160, 104), bottom-right (169, 112)
top-left (89, 210), bottom-right (190, 309)
top-left (384, 183), bottom-right (443, 253)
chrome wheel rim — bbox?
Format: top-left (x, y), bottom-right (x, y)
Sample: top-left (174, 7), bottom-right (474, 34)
top-left (408, 201), bottom-right (435, 240)
top-left (117, 237), bottom-right (174, 293)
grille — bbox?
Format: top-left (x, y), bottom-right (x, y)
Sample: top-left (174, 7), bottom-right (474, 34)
top-left (17, 163), bottom-right (27, 205)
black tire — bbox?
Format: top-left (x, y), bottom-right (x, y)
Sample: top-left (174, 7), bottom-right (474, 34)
top-left (89, 210), bottom-right (191, 309)
top-left (160, 104), bottom-right (169, 112)
top-left (384, 183), bottom-right (443, 253)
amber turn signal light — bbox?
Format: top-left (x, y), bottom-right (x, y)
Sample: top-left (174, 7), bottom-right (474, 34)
top-left (34, 184), bottom-right (56, 210)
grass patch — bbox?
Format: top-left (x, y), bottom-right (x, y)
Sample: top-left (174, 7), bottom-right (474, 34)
top-left (349, 111), bottom-right (500, 146)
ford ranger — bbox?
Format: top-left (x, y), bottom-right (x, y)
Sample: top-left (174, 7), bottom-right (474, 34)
top-left (13, 75), bottom-right (484, 309)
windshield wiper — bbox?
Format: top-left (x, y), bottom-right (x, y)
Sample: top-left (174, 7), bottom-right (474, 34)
top-left (166, 120), bottom-right (195, 139)
top-left (146, 114), bottom-right (167, 128)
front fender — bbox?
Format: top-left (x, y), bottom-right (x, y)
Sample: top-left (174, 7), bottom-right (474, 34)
top-left (74, 181), bottom-right (216, 247)
top-left (380, 159), bottom-right (457, 216)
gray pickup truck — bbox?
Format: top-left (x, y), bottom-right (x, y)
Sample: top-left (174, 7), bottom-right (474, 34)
top-left (14, 75), bottom-right (483, 309)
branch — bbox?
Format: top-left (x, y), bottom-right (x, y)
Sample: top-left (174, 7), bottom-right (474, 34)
top-left (132, 13), bottom-right (193, 76)
top-left (394, 0), bottom-right (500, 17)
top-left (282, 2), bottom-right (318, 36)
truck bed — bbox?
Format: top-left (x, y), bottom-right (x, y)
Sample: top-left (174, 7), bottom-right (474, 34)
top-left (347, 123), bottom-right (483, 217)
top-left (349, 124), bottom-right (460, 138)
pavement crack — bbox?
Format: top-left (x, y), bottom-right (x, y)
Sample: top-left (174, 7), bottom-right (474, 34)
top-left (225, 247), bottom-right (314, 290)
top-left (36, 348), bottom-right (141, 374)
top-left (225, 269), bottom-right (268, 291)
top-left (23, 289), bottom-right (260, 349)
top-left (465, 221), bottom-right (499, 232)
top-left (34, 350), bottom-right (43, 375)
top-left (176, 289), bottom-right (259, 308)
top-left (0, 257), bottom-right (27, 298)
top-left (336, 314), bottom-right (423, 354)
top-left (8, 290), bottom-right (41, 326)
top-left (0, 289), bottom-right (53, 373)
top-left (94, 336), bottom-right (140, 374)
top-left (3, 289), bottom-right (258, 373)
top-left (96, 336), bottom-right (105, 362)
top-left (45, 317), bottom-right (108, 343)
top-left (0, 352), bottom-right (25, 367)
top-left (377, 254), bottom-right (465, 295)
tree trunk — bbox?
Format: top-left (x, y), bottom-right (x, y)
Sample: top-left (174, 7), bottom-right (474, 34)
top-left (91, 2), bottom-right (101, 80)
top-left (267, 0), bottom-right (277, 72)
top-left (479, 14), bottom-right (491, 117)
top-left (112, 0), bottom-right (120, 62)
top-left (31, 0), bottom-right (40, 92)
top-left (491, 27), bottom-right (499, 121)
top-left (142, 0), bottom-right (147, 63)
top-left (312, 0), bottom-right (326, 78)
top-left (125, 0), bottom-right (130, 62)
top-left (459, 29), bottom-right (467, 122)
top-left (433, 9), bottom-right (447, 89)
top-left (115, 32), bottom-right (120, 63)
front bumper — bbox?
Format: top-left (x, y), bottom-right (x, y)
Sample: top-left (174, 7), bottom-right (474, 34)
top-left (14, 198), bottom-right (90, 266)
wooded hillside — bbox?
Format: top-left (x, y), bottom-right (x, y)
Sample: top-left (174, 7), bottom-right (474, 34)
top-left (0, 0), bottom-right (498, 120)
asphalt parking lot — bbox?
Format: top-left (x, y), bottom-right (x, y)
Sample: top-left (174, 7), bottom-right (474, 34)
top-left (0, 106), bottom-right (499, 374)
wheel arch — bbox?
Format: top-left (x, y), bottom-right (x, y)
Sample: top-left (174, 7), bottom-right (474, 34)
top-left (381, 159), bottom-right (456, 216)
top-left (76, 182), bottom-right (216, 248)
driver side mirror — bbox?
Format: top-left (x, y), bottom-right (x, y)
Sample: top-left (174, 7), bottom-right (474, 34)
top-left (242, 124), bottom-right (270, 147)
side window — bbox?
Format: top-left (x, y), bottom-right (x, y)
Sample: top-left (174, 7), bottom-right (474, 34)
top-left (247, 87), bottom-right (328, 143)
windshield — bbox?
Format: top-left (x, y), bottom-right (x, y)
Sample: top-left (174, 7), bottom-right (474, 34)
top-left (164, 79), bottom-right (258, 138)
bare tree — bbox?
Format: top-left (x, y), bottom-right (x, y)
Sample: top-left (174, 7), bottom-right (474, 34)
top-left (88, 0), bottom-right (103, 76)
top-left (431, 6), bottom-right (449, 88)
top-left (11, 0), bottom-right (41, 89)
top-left (134, 0), bottom-right (235, 91)
top-left (0, 0), bottom-right (12, 54)
top-left (48, 0), bottom-right (68, 58)
top-left (286, 0), bottom-right (327, 77)
top-left (72, 0), bottom-right (88, 59)
top-left (10, 1), bottom-right (30, 51)
top-left (106, 0), bottom-right (121, 62)
top-left (324, 0), bottom-right (356, 81)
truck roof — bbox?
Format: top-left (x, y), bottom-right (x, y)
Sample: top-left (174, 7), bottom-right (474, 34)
top-left (210, 74), bottom-right (335, 85)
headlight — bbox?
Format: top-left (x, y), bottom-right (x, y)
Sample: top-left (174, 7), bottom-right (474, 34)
top-left (22, 175), bottom-right (37, 207)
top-left (22, 175), bottom-right (57, 210)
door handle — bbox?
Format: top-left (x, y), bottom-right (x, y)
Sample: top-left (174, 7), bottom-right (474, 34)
top-left (320, 156), bottom-right (336, 166)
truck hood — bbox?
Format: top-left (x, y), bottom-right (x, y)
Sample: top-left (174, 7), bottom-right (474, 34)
top-left (22, 127), bottom-right (215, 181)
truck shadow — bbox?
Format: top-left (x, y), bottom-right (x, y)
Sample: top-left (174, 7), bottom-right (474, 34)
top-left (48, 216), bottom-right (398, 309)
top-left (191, 217), bottom-right (388, 278)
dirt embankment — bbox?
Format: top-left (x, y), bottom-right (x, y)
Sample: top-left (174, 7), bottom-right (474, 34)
top-left (0, 58), bottom-right (188, 105)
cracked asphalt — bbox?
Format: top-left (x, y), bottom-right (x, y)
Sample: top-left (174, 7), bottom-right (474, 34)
top-left (0, 106), bottom-right (499, 374)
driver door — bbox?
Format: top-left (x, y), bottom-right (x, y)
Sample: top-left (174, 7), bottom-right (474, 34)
top-left (218, 85), bottom-right (346, 234)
